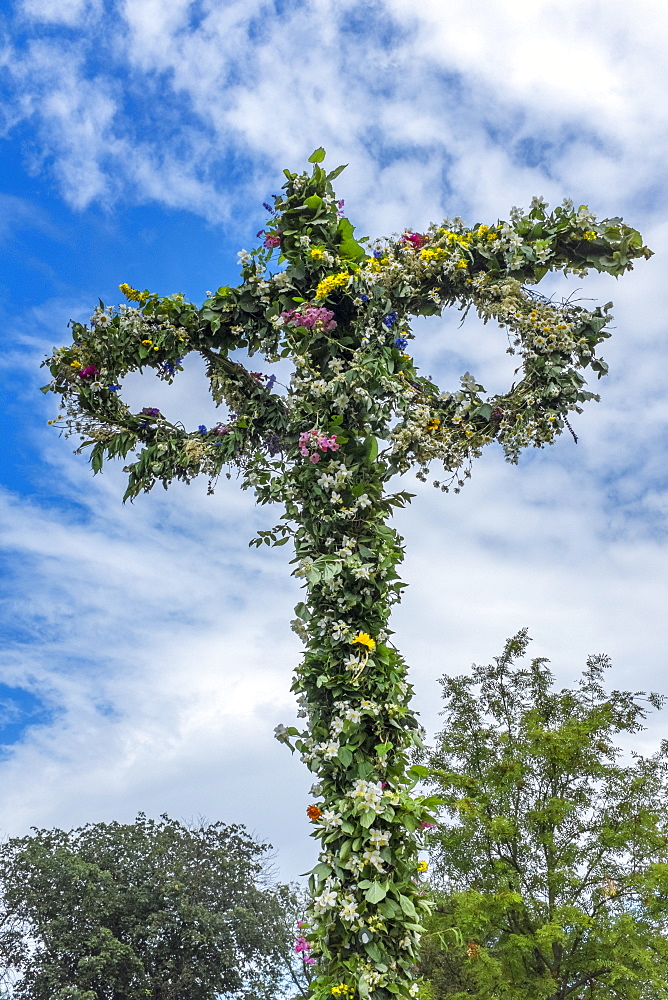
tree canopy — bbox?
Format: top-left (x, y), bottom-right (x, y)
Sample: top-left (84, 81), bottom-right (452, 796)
top-left (419, 631), bottom-right (668, 1000)
top-left (0, 813), bottom-right (292, 1000)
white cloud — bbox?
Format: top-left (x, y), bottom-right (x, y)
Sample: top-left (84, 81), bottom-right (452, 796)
top-left (19, 0), bottom-right (102, 27)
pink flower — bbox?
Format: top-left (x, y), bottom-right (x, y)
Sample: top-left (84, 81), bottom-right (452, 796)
top-left (421, 821), bottom-right (436, 829)
top-left (263, 233), bottom-right (281, 248)
top-left (309, 453), bottom-right (320, 463)
top-left (403, 232), bottom-right (427, 249)
top-left (78, 365), bottom-right (99, 379)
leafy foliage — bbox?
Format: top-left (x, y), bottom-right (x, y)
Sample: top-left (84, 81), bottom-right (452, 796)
top-left (39, 152), bottom-right (651, 1000)
top-left (0, 813), bottom-right (291, 1000)
top-left (419, 632), bottom-right (668, 1000)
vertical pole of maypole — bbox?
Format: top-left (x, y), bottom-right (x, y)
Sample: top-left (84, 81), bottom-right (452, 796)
top-left (267, 157), bottom-right (439, 1000)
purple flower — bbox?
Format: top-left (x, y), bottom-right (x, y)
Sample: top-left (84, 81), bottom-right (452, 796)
top-left (266, 433), bottom-right (282, 455)
top-left (360, 294), bottom-right (369, 303)
top-left (78, 365), bottom-right (99, 379)
top-left (266, 374), bottom-right (277, 392)
top-left (263, 233), bottom-right (281, 248)
top-left (141, 407), bottom-right (161, 418)
top-left (263, 202), bottom-right (274, 213)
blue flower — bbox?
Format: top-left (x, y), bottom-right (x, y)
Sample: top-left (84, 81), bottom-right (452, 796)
top-left (373, 249), bottom-right (384, 260)
top-left (394, 337), bottom-right (408, 350)
top-left (266, 374), bottom-right (277, 392)
top-left (108, 385), bottom-right (121, 392)
top-left (360, 294), bottom-right (369, 303)
top-left (198, 425), bottom-right (207, 434)
top-left (383, 312), bottom-right (398, 327)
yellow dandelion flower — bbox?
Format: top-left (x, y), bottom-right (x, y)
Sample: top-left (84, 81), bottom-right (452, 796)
top-left (69, 361), bottom-right (82, 368)
top-left (352, 632), bottom-right (376, 651)
top-left (427, 418), bottom-right (441, 431)
top-left (456, 258), bottom-right (469, 269)
top-left (417, 860), bottom-right (428, 873)
top-left (310, 247), bottom-right (325, 260)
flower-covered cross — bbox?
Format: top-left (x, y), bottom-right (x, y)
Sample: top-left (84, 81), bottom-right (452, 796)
top-left (42, 148), bottom-right (650, 1000)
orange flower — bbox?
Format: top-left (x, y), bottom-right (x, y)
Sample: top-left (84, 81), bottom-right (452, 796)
top-left (306, 805), bottom-right (322, 821)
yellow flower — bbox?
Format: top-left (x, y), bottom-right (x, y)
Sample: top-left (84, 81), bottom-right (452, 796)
top-left (119, 282), bottom-right (148, 303)
top-left (69, 361), bottom-right (82, 368)
top-left (420, 248), bottom-right (449, 262)
top-left (141, 339), bottom-right (153, 346)
top-left (456, 258), bottom-right (469, 269)
top-left (310, 247), bottom-right (325, 260)
top-left (427, 418), bottom-right (441, 431)
top-left (417, 860), bottom-right (428, 873)
top-left (331, 986), bottom-right (354, 997)
top-left (582, 230), bottom-right (597, 240)
top-left (352, 632), bottom-right (376, 651)
top-left (315, 272), bottom-right (350, 300)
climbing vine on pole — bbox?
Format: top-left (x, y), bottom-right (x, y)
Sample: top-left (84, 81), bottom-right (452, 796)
top-left (41, 148), bottom-right (650, 1000)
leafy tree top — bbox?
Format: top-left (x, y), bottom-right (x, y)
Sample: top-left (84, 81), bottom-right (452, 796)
top-left (0, 813), bottom-right (285, 1000)
top-left (420, 631), bottom-right (668, 1000)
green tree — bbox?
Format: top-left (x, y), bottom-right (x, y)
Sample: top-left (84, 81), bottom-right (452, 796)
top-left (418, 630), bottom-right (668, 1000)
top-left (0, 813), bottom-right (291, 1000)
top-left (41, 149), bottom-right (651, 1000)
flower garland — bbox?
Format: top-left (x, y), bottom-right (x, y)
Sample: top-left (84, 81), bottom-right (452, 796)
top-left (41, 148), bottom-right (650, 1000)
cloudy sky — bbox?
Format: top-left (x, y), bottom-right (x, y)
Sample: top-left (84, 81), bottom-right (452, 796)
top-left (1, 0), bottom-right (667, 880)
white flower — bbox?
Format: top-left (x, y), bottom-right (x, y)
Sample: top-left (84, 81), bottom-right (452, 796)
top-left (368, 828), bottom-right (390, 848)
top-left (318, 742), bottom-right (339, 759)
top-left (340, 896), bottom-right (359, 921)
top-left (330, 717), bottom-right (344, 736)
top-left (321, 810), bottom-right (343, 830)
top-left (356, 493), bottom-right (372, 509)
top-left (313, 889), bottom-right (338, 912)
top-left (344, 708), bottom-right (362, 724)
top-left (362, 848), bottom-right (385, 871)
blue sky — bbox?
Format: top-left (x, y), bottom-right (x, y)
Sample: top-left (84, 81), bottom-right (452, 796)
top-left (1, 0), bottom-right (668, 878)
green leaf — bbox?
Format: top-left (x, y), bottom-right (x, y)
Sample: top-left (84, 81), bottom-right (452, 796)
top-left (305, 195), bottom-right (324, 211)
top-left (363, 436), bottom-right (379, 463)
top-left (308, 147), bottom-right (326, 163)
top-left (409, 765), bottom-right (429, 779)
top-left (327, 163), bottom-right (348, 181)
top-left (338, 746), bottom-right (353, 768)
top-left (398, 894), bottom-right (417, 918)
top-left (365, 881), bottom-right (388, 903)
top-left (311, 862), bottom-right (332, 879)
